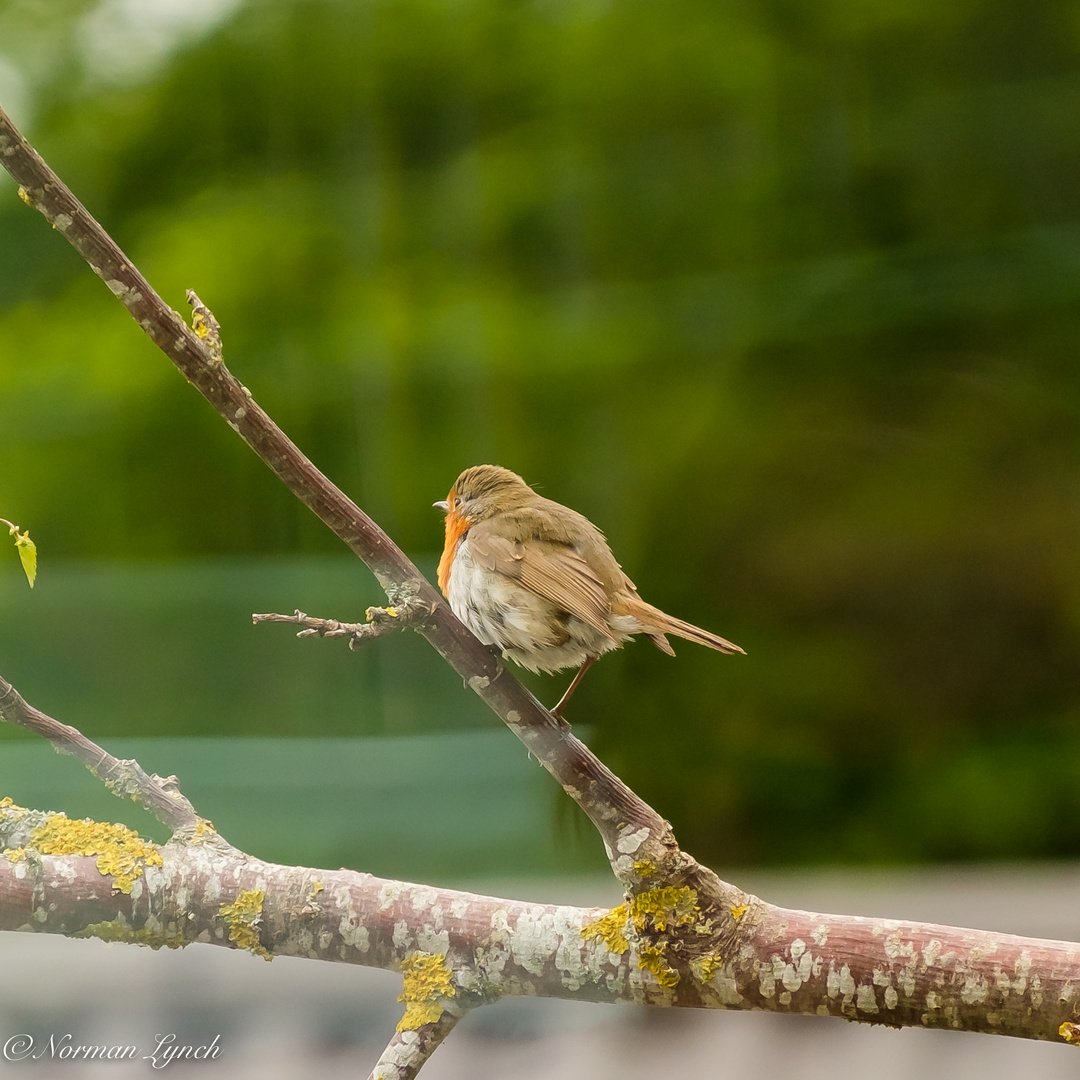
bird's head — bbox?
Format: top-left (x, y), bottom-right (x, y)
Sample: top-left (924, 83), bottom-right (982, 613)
top-left (434, 465), bottom-right (535, 526)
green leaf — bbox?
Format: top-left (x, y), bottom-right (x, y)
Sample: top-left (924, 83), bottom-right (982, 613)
top-left (12, 529), bottom-right (36, 589)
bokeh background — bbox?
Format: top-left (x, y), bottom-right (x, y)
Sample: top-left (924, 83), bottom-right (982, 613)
top-left (1, 0), bottom-right (1080, 1074)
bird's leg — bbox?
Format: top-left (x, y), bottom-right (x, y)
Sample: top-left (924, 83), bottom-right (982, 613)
top-left (551, 655), bottom-right (597, 717)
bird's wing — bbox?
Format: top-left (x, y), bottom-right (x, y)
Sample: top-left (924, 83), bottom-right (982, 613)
top-left (467, 529), bottom-right (615, 639)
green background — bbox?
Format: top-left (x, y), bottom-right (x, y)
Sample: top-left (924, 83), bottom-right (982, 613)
top-left (2, 0), bottom-right (1080, 877)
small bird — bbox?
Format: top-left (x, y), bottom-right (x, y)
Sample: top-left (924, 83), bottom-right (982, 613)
top-left (435, 465), bottom-right (744, 714)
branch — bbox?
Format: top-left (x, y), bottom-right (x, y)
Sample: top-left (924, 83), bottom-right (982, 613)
top-left (0, 673), bottom-right (220, 846)
top-left (0, 102), bottom-right (702, 902)
top-left (252, 602), bottom-right (428, 648)
top-left (1, 795), bottom-right (1079, 1046)
top-left (367, 1015), bottom-right (462, 1080)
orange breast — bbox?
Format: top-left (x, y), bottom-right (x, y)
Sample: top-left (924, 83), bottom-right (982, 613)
top-left (437, 510), bottom-right (470, 596)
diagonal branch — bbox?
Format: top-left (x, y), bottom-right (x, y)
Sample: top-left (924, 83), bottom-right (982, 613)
top-left (0, 673), bottom-right (221, 845)
top-left (367, 1014), bottom-right (463, 1080)
top-left (0, 103), bottom-right (712, 903)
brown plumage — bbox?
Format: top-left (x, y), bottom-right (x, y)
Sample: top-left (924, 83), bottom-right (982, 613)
top-left (435, 465), bottom-right (743, 714)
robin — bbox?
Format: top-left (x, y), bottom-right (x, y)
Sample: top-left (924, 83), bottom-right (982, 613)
top-left (435, 465), bottom-right (744, 715)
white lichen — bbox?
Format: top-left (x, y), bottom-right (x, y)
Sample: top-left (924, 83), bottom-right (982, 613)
top-left (711, 969), bottom-right (744, 1005)
top-left (338, 914), bottom-right (370, 951)
top-left (416, 927), bottom-right (451, 955)
top-left (378, 882), bottom-right (405, 910)
top-left (616, 828), bottom-right (649, 854)
top-left (884, 933), bottom-right (915, 960)
top-left (960, 975), bottom-right (989, 1005)
top-left (511, 907), bottom-right (557, 977)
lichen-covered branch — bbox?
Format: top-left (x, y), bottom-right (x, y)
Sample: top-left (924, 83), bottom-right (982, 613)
top-left (0, 102), bottom-right (701, 900)
top-left (0, 673), bottom-right (218, 846)
top-left (0, 799), bottom-right (1078, 1047)
top-left (368, 1012), bottom-right (462, 1080)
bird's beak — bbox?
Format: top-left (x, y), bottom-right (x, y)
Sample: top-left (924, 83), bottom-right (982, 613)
top-left (433, 500), bottom-right (449, 513)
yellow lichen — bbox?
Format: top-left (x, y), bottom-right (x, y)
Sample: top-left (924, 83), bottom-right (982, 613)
top-left (29, 813), bottom-right (162, 894)
top-left (310, 880), bottom-right (324, 896)
top-left (632, 859), bottom-right (657, 878)
top-left (582, 905), bottom-right (631, 954)
top-left (584, 887), bottom-right (705, 991)
top-left (365, 604), bottom-right (400, 622)
top-left (584, 887), bottom-right (701, 955)
top-left (396, 952), bottom-right (456, 1031)
top-left (3, 847), bottom-right (27, 863)
top-left (218, 889), bottom-right (271, 960)
top-left (730, 903), bottom-right (748, 920)
top-left (0, 797), bottom-right (15, 808)
top-left (1060, 1021), bottom-right (1080, 1045)
top-left (190, 818), bottom-right (217, 844)
top-left (638, 944), bottom-right (680, 989)
top-left (71, 919), bottom-right (187, 951)
top-left (694, 953), bottom-right (725, 984)
top-left (628, 886), bottom-right (699, 933)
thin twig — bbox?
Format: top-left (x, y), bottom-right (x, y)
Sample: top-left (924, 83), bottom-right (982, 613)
top-left (252, 600), bottom-right (430, 648)
top-left (0, 673), bottom-right (222, 845)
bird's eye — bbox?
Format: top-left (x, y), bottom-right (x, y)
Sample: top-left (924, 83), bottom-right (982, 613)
top-left (452, 496), bottom-right (461, 508)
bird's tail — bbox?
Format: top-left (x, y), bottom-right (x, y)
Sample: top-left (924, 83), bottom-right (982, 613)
top-left (617, 598), bottom-right (745, 656)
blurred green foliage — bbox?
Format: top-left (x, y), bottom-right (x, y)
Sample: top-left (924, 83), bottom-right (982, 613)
top-left (2, 0), bottom-right (1080, 870)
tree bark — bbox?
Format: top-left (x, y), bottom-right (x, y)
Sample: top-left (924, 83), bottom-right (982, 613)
top-left (0, 805), bottom-right (1077, 1044)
